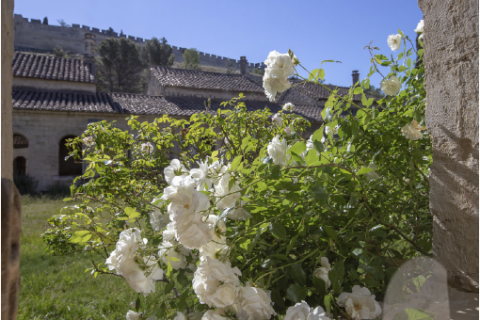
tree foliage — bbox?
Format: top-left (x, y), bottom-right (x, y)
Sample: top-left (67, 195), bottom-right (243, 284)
top-left (144, 37), bottom-right (175, 67)
top-left (96, 38), bottom-right (146, 94)
top-left (183, 48), bottom-right (201, 70)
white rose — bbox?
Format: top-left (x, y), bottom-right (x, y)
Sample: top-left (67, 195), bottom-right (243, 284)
top-left (401, 120), bottom-right (426, 140)
top-left (199, 215), bottom-right (228, 259)
top-left (313, 257), bottom-right (331, 288)
top-left (164, 159), bottom-right (188, 185)
top-left (174, 312), bottom-right (187, 320)
top-left (414, 20), bottom-right (424, 33)
top-left (214, 169), bottom-right (250, 221)
top-left (202, 310), bottom-right (228, 320)
top-left (267, 136), bottom-right (288, 167)
top-left (387, 34), bottom-right (402, 51)
top-left (285, 301), bottom-right (311, 320)
top-left (106, 228), bottom-right (144, 272)
top-left (174, 212), bottom-right (213, 249)
top-left (272, 113), bottom-right (283, 127)
top-left (210, 282), bottom-right (238, 307)
top-left (285, 301), bottom-right (331, 320)
top-left (126, 310), bottom-right (141, 320)
top-left (262, 51), bottom-right (295, 101)
top-left (380, 75), bottom-right (401, 96)
top-left (190, 159), bottom-right (213, 191)
top-left (337, 286), bottom-right (382, 320)
top-left (158, 224), bottom-right (190, 269)
top-left (263, 76), bottom-right (292, 101)
top-left (238, 287), bottom-right (276, 320)
top-left (283, 102), bottom-right (294, 112)
top-left (140, 142), bottom-right (155, 154)
top-left (162, 175), bottom-right (198, 204)
top-left (149, 198), bottom-right (170, 232)
top-left (83, 136), bottom-right (95, 147)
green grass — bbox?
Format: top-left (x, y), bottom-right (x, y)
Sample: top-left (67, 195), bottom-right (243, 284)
top-left (18, 196), bottom-right (161, 320)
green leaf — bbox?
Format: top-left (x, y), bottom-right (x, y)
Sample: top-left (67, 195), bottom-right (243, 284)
top-left (270, 223), bottom-right (286, 241)
top-left (286, 284), bottom-right (308, 303)
top-left (353, 87), bottom-right (363, 94)
top-left (305, 149), bottom-right (318, 166)
top-left (329, 260), bottom-right (345, 294)
top-left (313, 277), bottom-right (327, 296)
top-left (156, 303), bottom-right (166, 318)
top-left (309, 69), bottom-right (320, 81)
top-left (166, 261), bottom-right (173, 279)
top-left (356, 167), bottom-right (373, 175)
top-left (392, 308), bottom-right (435, 320)
top-left (290, 263), bottom-right (306, 286)
top-left (270, 290), bottom-right (285, 311)
top-left (288, 142), bottom-right (306, 156)
top-left (135, 295), bottom-right (141, 312)
top-left (398, 29), bottom-right (405, 38)
top-left (231, 155), bottom-right (243, 171)
top-left (361, 93), bottom-right (368, 106)
top-left (310, 186), bottom-right (328, 202)
top-left (324, 295), bottom-right (332, 315)
top-left (318, 69), bottom-right (325, 81)
top-left (125, 207), bottom-right (141, 221)
top-left (323, 226), bottom-right (337, 240)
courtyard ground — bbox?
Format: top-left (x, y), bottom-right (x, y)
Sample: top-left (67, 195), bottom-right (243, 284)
top-left (18, 196), bottom-right (160, 320)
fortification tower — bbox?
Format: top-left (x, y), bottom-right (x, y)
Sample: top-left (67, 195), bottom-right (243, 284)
top-left (239, 56), bottom-right (247, 75)
top-left (84, 33), bottom-right (95, 59)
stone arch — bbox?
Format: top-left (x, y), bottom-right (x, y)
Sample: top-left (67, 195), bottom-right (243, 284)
top-left (13, 133), bottom-right (29, 176)
top-left (59, 135), bottom-right (82, 176)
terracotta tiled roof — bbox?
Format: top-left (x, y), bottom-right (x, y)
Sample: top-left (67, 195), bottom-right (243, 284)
top-left (288, 79), bottom-right (377, 102)
top-left (12, 52), bottom-right (96, 83)
top-left (12, 89), bottom-right (324, 122)
top-left (151, 66), bottom-right (264, 93)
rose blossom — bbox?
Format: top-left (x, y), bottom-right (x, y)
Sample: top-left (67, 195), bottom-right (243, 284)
top-left (337, 286), bottom-right (382, 320)
top-left (272, 113), bottom-right (283, 127)
top-left (140, 142), bottom-right (155, 154)
top-left (380, 75), bottom-right (401, 96)
top-left (387, 34), bottom-right (402, 51)
top-left (126, 310), bottom-right (141, 320)
top-left (414, 20), bottom-right (424, 34)
top-left (267, 136), bottom-right (289, 167)
top-left (190, 159), bottom-right (213, 191)
top-left (201, 310), bottom-right (228, 320)
top-left (313, 257), bottom-right (331, 288)
top-left (284, 126), bottom-right (293, 136)
top-left (83, 136), bottom-right (95, 147)
top-left (174, 312), bottom-right (187, 320)
top-left (285, 301), bottom-right (331, 320)
top-left (164, 159), bottom-right (188, 185)
top-left (263, 51), bottom-right (295, 101)
top-left (401, 120), bottom-right (426, 140)
top-left (238, 287), bottom-right (276, 320)
top-left (283, 102), bottom-right (294, 112)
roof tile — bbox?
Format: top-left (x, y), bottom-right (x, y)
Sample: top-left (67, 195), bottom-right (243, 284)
top-left (12, 52), bottom-right (96, 83)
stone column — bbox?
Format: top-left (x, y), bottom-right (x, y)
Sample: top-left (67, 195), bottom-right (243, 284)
top-left (1, 179), bottom-right (22, 320)
top-left (0, 0), bottom-right (14, 179)
top-left (418, 0), bottom-right (479, 292)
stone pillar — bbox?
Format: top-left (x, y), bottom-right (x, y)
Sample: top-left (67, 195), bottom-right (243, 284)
top-left (239, 56), bottom-right (248, 75)
top-left (84, 33), bottom-right (96, 59)
top-left (1, 179), bottom-right (22, 320)
top-left (418, 0), bottom-right (479, 292)
top-left (2, 0), bottom-right (14, 180)
top-left (352, 70), bottom-right (359, 86)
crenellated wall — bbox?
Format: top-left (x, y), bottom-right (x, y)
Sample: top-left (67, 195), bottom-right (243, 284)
top-left (13, 14), bottom-right (266, 74)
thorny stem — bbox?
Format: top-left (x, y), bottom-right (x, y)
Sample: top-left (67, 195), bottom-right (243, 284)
top-left (361, 199), bottom-right (429, 256)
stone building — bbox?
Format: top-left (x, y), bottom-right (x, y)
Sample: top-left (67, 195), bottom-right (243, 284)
top-left (12, 52), bottom-right (337, 192)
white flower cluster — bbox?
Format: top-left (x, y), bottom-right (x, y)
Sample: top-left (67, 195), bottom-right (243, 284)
top-left (83, 136), bottom-right (95, 148)
top-left (106, 228), bottom-right (164, 296)
top-left (284, 301), bottom-right (331, 320)
top-left (263, 51), bottom-right (295, 101)
top-left (415, 19), bottom-right (424, 43)
top-left (267, 136), bottom-right (290, 167)
top-left (337, 286), bottom-right (382, 320)
top-left (401, 120), bottom-right (426, 140)
top-left (141, 142), bottom-right (155, 154)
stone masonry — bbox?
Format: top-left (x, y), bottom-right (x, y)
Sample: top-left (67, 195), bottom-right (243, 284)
top-left (13, 14), bottom-right (266, 74)
top-left (418, 0), bottom-right (479, 292)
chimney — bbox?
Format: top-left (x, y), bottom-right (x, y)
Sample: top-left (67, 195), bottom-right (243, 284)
top-left (352, 70), bottom-right (359, 86)
top-left (84, 33), bottom-right (96, 60)
top-left (239, 56), bottom-right (247, 75)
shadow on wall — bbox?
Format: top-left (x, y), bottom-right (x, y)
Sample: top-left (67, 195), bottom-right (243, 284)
top-left (384, 257), bottom-right (479, 320)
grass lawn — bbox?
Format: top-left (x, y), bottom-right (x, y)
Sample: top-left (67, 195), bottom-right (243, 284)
top-left (18, 196), bottom-right (161, 320)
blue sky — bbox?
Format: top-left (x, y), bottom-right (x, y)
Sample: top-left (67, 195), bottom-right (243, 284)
top-left (14, 0), bottom-right (423, 88)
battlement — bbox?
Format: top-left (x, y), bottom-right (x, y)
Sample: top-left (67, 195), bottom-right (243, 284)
top-left (13, 14), bottom-right (266, 72)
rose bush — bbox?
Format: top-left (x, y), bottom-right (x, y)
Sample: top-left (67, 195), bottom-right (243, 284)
top-left (42, 23), bottom-right (430, 320)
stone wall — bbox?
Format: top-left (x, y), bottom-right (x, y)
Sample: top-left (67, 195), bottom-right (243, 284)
top-left (418, 0), bottom-right (479, 292)
top-left (13, 77), bottom-right (96, 93)
top-left (2, 0), bottom-right (14, 180)
top-left (12, 110), bottom-right (177, 192)
top-left (13, 14), bottom-right (266, 74)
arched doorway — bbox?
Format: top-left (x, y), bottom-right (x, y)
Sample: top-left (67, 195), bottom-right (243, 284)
top-left (59, 135), bottom-right (82, 176)
top-left (13, 156), bottom-right (26, 176)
